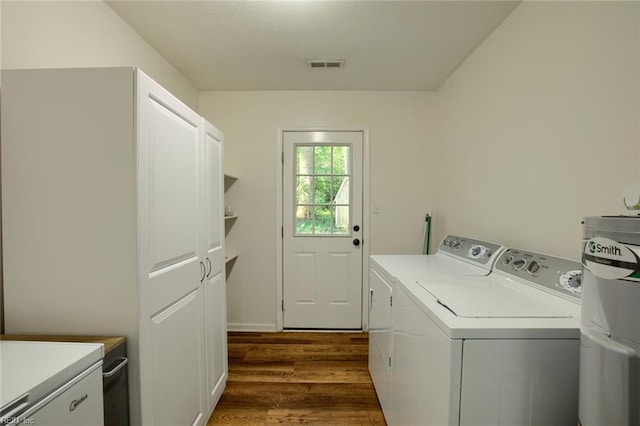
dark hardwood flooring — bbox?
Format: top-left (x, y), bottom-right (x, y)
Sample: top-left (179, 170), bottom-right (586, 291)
top-left (208, 332), bottom-right (386, 425)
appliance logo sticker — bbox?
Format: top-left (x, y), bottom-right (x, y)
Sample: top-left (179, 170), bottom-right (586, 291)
top-left (583, 237), bottom-right (640, 281)
top-left (69, 394), bottom-right (88, 412)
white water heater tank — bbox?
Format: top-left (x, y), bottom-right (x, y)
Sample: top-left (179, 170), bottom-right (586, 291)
top-left (580, 216), bottom-right (640, 425)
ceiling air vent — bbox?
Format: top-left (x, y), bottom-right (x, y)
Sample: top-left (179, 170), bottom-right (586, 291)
top-left (307, 59), bottom-right (345, 69)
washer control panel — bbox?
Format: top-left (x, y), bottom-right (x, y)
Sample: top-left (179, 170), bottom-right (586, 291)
top-left (495, 248), bottom-right (582, 301)
top-left (439, 235), bottom-right (503, 267)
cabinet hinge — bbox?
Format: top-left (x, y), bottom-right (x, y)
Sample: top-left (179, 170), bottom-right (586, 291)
top-left (388, 357), bottom-right (392, 367)
top-left (281, 151), bottom-right (284, 164)
top-left (281, 226), bottom-right (284, 238)
top-left (282, 300), bottom-right (285, 311)
top-left (390, 296), bottom-right (393, 306)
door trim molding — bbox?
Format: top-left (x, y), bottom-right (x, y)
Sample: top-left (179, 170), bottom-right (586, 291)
top-left (276, 126), bottom-right (370, 332)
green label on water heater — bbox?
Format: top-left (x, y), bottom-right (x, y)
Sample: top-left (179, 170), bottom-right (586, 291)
top-left (582, 237), bottom-right (640, 281)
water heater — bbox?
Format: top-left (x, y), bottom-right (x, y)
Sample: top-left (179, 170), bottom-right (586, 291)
top-left (580, 216), bottom-right (640, 425)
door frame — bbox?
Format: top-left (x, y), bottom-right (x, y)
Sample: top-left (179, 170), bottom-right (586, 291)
top-left (276, 126), bottom-right (371, 332)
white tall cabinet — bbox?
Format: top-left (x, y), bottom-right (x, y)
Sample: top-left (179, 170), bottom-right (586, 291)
top-left (1, 68), bottom-right (227, 426)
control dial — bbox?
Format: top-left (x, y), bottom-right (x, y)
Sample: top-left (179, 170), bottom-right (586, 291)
top-left (558, 270), bottom-right (582, 295)
top-left (468, 245), bottom-right (487, 259)
top-left (527, 261), bottom-right (541, 275)
top-left (512, 259), bottom-right (527, 271)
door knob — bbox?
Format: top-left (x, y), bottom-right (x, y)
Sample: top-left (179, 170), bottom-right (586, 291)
top-left (353, 239), bottom-right (360, 246)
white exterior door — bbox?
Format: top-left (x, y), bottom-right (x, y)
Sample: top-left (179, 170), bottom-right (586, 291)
top-left (283, 131), bottom-right (363, 329)
top-left (136, 70), bottom-right (206, 426)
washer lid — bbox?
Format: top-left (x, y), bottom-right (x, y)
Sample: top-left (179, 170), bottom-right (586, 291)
top-left (418, 279), bottom-right (574, 318)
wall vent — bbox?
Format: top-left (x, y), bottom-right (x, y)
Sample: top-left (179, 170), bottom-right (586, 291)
top-left (307, 59), bottom-right (345, 69)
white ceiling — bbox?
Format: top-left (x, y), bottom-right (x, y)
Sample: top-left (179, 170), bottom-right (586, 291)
top-left (106, 1), bottom-right (521, 91)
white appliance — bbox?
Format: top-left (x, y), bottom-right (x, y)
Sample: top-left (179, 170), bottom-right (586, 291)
top-left (369, 235), bottom-right (504, 419)
top-left (372, 247), bottom-right (583, 425)
top-left (1, 341), bottom-right (104, 425)
top-left (580, 216), bottom-right (640, 425)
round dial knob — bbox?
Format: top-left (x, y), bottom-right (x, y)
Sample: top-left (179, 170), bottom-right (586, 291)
top-left (469, 245), bottom-right (487, 259)
top-left (453, 241), bottom-right (462, 249)
top-left (567, 271), bottom-right (582, 288)
top-left (558, 270), bottom-right (583, 295)
top-left (527, 261), bottom-right (541, 275)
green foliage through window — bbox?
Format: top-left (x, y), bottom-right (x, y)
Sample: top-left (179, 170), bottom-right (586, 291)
top-left (295, 144), bottom-right (350, 235)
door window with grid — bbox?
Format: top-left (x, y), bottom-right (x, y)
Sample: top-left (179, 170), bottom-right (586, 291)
top-left (294, 144), bottom-right (351, 236)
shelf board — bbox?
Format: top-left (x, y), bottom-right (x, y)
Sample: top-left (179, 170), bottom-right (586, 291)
top-left (224, 174), bottom-right (238, 192)
top-left (225, 249), bottom-right (239, 263)
top-left (225, 215), bottom-right (237, 236)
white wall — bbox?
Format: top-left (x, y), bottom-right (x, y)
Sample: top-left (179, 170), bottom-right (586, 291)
top-left (3, 0), bottom-right (637, 330)
top-left (199, 91), bottom-right (438, 330)
top-left (0, 0), bottom-right (198, 330)
top-left (433, 0), bottom-right (640, 260)
top-left (1, 0), bottom-right (198, 109)
top-left (201, 1), bottom-right (639, 329)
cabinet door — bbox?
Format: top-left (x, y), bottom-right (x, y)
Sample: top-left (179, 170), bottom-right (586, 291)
top-left (202, 120), bottom-right (228, 410)
top-left (369, 267), bottom-right (393, 415)
top-left (202, 120), bottom-right (225, 279)
top-left (136, 70), bottom-right (206, 426)
top-left (147, 289), bottom-right (206, 426)
top-left (204, 273), bottom-right (227, 409)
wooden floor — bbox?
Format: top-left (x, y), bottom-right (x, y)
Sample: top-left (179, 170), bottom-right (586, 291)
top-left (207, 332), bottom-right (386, 425)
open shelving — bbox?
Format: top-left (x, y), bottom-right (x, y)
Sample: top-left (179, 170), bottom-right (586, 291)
top-left (224, 174), bottom-right (238, 273)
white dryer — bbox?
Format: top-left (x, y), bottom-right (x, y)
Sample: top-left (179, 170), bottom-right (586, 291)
top-left (378, 247), bottom-right (582, 426)
top-left (369, 235), bottom-right (504, 420)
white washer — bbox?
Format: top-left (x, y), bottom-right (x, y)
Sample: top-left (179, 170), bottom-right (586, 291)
top-left (373, 247), bottom-right (583, 426)
top-left (369, 235), bottom-right (504, 420)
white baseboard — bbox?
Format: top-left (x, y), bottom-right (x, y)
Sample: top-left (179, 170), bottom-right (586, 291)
top-left (226, 322), bottom-right (278, 332)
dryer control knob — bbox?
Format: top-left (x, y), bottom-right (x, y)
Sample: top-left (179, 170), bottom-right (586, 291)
top-left (469, 245), bottom-right (487, 258)
top-left (527, 261), bottom-right (541, 275)
top-left (558, 270), bottom-right (582, 295)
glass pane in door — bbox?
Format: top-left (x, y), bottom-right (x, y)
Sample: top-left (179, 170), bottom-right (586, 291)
top-left (294, 144), bottom-right (351, 236)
